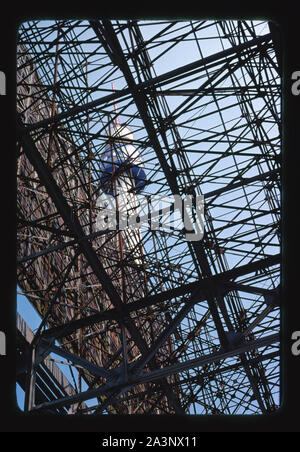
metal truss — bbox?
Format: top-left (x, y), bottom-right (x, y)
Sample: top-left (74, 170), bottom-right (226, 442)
top-left (17, 19), bottom-right (281, 415)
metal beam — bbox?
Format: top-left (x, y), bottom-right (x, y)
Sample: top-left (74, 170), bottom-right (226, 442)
top-left (130, 287), bottom-right (208, 376)
top-left (204, 168), bottom-right (280, 201)
top-left (31, 332), bottom-right (279, 411)
top-left (17, 218), bottom-right (76, 238)
top-left (17, 114), bottom-right (148, 359)
top-left (38, 338), bottom-right (116, 380)
top-left (17, 227), bottom-right (112, 264)
top-left (92, 19), bottom-right (231, 348)
top-left (23, 30), bottom-right (271, 133)
top-left (40, 253), bottom-right (280, 341)
top-left (17, 114), bottom-right (184, 414)
top-left (90, 22), bottom-right (279, 411)
top-left (82, 349), bottom-right (279, 413)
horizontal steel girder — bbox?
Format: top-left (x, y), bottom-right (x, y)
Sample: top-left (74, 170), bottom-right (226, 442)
top-left (31, 332), bottom-right (279, 412)
top-left (38, 338), bottom-right (116, 380)
top-left (40, 253), bottom-right (280, 341)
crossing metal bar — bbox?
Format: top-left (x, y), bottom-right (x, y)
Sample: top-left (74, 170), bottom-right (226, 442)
top-left (31, 332), bottom-right (279, 412)
top-left (40, 253), bottom-right (280, 341)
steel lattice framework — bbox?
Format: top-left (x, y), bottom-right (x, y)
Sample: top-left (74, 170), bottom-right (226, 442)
top-left (16, 19), bottom-right (281, 415)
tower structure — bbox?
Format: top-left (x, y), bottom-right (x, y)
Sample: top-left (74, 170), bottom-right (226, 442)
top-left (98, 120), bottom-right (146, 262)
top-left (17, 19), bottom-right (281, 415)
